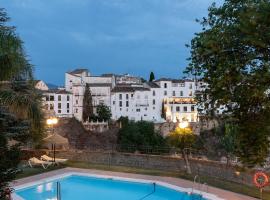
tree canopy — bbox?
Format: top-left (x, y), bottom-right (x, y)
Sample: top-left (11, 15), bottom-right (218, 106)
top-left (96, 104), bottom-right (111, 121)
top-left (0, 8), bottom-right (44, 198)
top-left (149, 71), bottom-right (155, 82)
top-left (185, 0), bottom-right (270, 167)
top-left (82, 83), bottom-right (93, 122)
top-left (117, 120), bottom-right (165, 153)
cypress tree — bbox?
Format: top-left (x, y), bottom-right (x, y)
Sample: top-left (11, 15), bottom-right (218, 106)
top-left (82, 83), bottom-right (94, 122)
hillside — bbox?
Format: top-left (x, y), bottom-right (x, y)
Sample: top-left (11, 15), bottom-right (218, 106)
top-left (53, 118), bottom-right (119, 150)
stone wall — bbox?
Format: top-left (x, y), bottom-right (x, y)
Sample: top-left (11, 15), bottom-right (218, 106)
top-left (54, 150), bottom-right (255, 186)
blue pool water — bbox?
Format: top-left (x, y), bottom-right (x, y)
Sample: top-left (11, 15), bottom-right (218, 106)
top-left (16, 175), bottom-right (206, 200)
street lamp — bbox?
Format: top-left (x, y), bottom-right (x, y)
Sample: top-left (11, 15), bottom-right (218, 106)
top-left (179, 121), bottom-right (189, 129)
top-left (46, 117), bottom-right (58, 162)
top-left (46, 117), bottom-right (58, 134)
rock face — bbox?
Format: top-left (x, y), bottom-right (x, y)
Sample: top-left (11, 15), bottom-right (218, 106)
top-left (53, 118), bottom-right (119, 150)
top-left (154, 122), bottom-right (177, 137)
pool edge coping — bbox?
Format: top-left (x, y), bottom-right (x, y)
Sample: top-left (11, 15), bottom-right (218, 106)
top-left (12, 171), bottom-right (225, 200)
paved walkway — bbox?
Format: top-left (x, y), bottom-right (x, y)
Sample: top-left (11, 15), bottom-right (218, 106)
top-left (12, 167), bottom-right (258, 200)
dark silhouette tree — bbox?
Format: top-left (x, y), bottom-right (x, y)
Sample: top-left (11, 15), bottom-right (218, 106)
top-left (96, 104), bottom-right (111, 121)
top-left (82, 83), bottom-right (93, 122)
top-left (185, 0), bottom-right (270, 167)
top-left (149, 71), bottom-right (155, 82)
top-left (0, 8), bottom-right (44, 199)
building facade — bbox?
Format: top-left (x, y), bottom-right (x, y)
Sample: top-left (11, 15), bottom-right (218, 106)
top-left (38, 68), bottom-right (201, 123)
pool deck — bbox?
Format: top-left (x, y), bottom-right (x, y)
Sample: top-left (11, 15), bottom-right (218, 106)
top-left (12, 167), bottom-right (258, 200)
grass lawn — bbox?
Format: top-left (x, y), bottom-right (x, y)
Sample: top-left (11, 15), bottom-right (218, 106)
top-left (16, 161), bottom-right (270, 200)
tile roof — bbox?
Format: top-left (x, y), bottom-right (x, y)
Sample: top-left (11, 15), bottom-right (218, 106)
top-left (68, 69), bottom-right (88, 75)
top-left (43, 89), bottom-right (72, 94)
top-left (145, 82), bottom-right (160, 88)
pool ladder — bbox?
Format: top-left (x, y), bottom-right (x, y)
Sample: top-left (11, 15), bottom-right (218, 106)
top-left (190, 175), bottom-right (209, 200)
top-left (57, 182), bottom-right (61, 200)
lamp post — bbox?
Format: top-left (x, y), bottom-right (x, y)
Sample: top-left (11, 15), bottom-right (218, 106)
top-left (46, 117), bottom-right (58, 162)
top-left (178, 119), bottom-right (192, 174)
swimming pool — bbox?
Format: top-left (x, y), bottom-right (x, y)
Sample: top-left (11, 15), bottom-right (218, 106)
top-left (13, 173), bottom-right (223, 200)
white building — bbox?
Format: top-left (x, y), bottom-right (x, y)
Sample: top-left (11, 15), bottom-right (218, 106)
top-left (34, 80), bottom-right (49, 91)
top-left (110, 83), bottom-right (162, 122)
top-left (65, 69), bottom-right (113, 121)
top-left (42, 89), bottom-right (73, 118)
top-left (49, 68), bottom-right (201, 123)
top-left (110, 78), bottom-right (199, 123)
top-left (154, 78), bottom-right (198, 123)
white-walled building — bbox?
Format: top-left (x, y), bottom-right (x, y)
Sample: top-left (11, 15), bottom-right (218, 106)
top-left (65, 69), bottom-right (113, 121)
top-left (42, 89), bottom-right (73, 118)
top-left (34, 68), bottom-right (200, 123)
top-left (34, 80), bottom-right (49, 91)
top-left (110, 79), bottom-right (199, 123)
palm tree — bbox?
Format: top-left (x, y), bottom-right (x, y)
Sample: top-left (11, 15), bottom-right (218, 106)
top-left (0, 8), bottom-right (44, 199)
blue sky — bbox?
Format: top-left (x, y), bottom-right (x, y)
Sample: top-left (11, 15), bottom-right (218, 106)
top-left (2, 0), bottom-right (222, 85)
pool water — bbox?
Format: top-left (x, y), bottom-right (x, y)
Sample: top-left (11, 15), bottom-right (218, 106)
top-left (16, 175), bottom-right (206, 200)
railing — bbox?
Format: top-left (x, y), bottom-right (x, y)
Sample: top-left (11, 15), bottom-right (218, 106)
top-left (139, 183), bottom-right (156, 200)
top-left (57, 182), bottom-right (61, 200)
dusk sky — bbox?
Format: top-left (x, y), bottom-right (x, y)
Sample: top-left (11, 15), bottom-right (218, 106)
top-left (2, 0), bottom-right (222, 85)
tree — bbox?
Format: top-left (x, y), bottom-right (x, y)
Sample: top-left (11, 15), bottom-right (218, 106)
top-left (149, 71), bottom-right (155, 82)
top-left (161, 100), bottom-right (166, 120)
top-left (0, 8), bottom-right (44, 199)
top-left (82, 83), bottom-right (93, 122)
top-left (96, 104), bottom-right (111, 121)
top-left (167, 127), bottom-right (195, 174)
top-left (221, 122), bottom-right (238, 165)
top-left (117, 120), bottom-right (165, 153)
top-left (185, 0), bottom-right (270, 167)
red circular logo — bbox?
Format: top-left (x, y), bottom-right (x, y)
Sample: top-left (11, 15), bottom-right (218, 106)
top-left (253, 172), bottom-right (269, 188)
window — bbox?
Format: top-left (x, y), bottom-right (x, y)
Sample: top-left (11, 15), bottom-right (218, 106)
top-left (119, 101), bottom-right (122, 107)
top-left (126, 94), bottom-right (129, 99)
top-left (164, 83), bottom-right (167, 88)
top-left (50, 104), bottom-right (54, 110)
top-left (119, 94), bottom-right (122, 100)
top-left (153, 99), bottom-right (156, 105)
top-left (76, 100), bottom-right (78, 104)
top-left (58, 110), bottom-right (61, 113)
top-left (58, 103), bottom-right (61, 109)
top-left (126, 101), bottom-right (129, 107)
top-left (50, 96), bottom-right (54, 101)
top-left (67, 96), bottom-right (70, 101)
top-left (164, 91), bottom-right (167, 96)
top-left (189, 83), bottom-right (193, 89)
top-left (75, 108), bottom-right (78, 113)
top-left (176, 106), bottom-right (180, 112)
top-left (153, 90), bottom-right (156, 96)
top-left (180, 83), bottom-right (185, 87)
top-left (171, 106), bottom-right (173, 111)
top-left (136, 109), bottom-right (140, 112)
top-left (184, 106), bottom-right (187, 112)
top-left (145, 108), bottom-right (147, 111)
top-left (180, 91), bottom-right (183, 96)
top-left (153, 107), bottom-right (155, 110)
top-left (191, 105), bottom-right (195, 111)
top-left (173, 91), bottom-right (176, 96)
top-left (45, 96), bottom-right (49, 101)
top-left (58, 95), bottom-right (61, 101)
top-left (131, 94), bottom-right (134, 98)
top-left (113, 101), bottom-right (115, 105)
top-left (67, 110), bottom-right (70, 113)
top-left (67, 103), bottom-right (69, 109)
top-left (189, 91), bottom-right (193, 96)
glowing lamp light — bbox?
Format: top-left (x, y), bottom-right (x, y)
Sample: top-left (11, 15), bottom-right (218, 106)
top-left (46, 117), bottom-right (58, 125)
top-left (179, 121), bottom-right (189, 129)
top-left (51, 118), bottom-right (58, 124)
